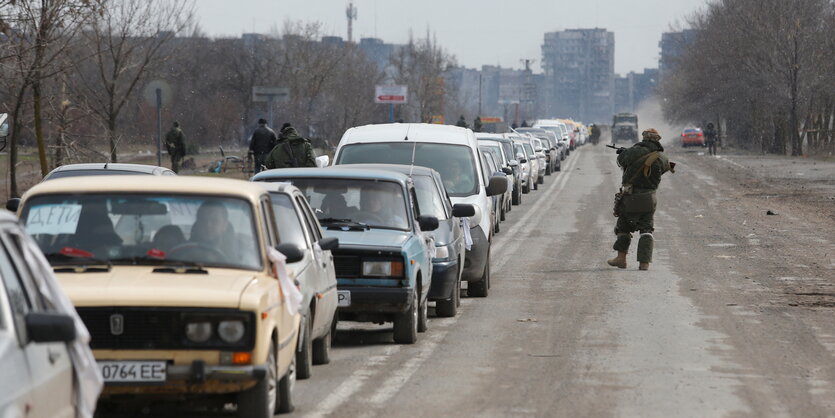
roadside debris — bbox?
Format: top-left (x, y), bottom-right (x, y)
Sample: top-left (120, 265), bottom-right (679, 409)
top-left (767, 210), bottom-right (778, 215)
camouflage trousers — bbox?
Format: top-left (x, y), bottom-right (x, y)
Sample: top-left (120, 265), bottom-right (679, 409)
top-left (613, 209), bottom-right (655, 263)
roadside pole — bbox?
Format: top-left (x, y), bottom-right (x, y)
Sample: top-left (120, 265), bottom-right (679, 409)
top-left (389, 104), bottom-right (395, 122)
top-left (375, 85), bottom-right (408, 123)
top-left (155, 88), bottom-right (162, 166)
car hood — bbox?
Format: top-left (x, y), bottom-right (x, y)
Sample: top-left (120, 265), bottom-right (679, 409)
top-left (323, 228), bottom-right (410, 249)
top-left (57, 266), bottom-right (258, 309)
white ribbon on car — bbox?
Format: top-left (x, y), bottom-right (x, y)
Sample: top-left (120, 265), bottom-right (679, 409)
top-left (19, 230), bottom-right (102, 418)
top-left (461, 217), bottom-right (473, 251)
top-left (268, 247), bottom-right (303, 316)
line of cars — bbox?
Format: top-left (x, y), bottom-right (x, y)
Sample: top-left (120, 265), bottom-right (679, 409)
top-left (0, 121), bottom-right (581, 417)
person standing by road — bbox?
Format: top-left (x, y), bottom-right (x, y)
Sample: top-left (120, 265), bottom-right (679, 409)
top-left (473, 116), bottom-right (483, 132)
top-left (265, 123), bottom-right (317, 169)
top-left (456, 115), bottom-right (469, 128)
top-left (164, 121), bottom-right (186, 173)
top-left (607, 128), bottom-right (675, 271)
top-left (249, 118), bottom-right (277, 173)
top-left (704, 122), bottom-right (718, 156)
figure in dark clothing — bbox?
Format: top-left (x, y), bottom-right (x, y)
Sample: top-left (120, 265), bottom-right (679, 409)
top-left (704, 123), bottom-right (718, 156)
top-left (249, 118), bottom-right (277, 173)
top-left (521, 120), bottom-right (529, 128)
top-left (456, 115), bottom-right (468, 128)
top-left (164, 121), bottom-right (186, 173)
top-left (473, 116), bottom-right (483, 133)
top-left (265, 124), bottom-right (317, 169)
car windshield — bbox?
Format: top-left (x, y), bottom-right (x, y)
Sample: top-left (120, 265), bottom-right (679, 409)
top-left (524, 143), bottom-right (535, 155)
top-left (20, 194), bottom-right (262, 270)
top-left (481, 144), bottom-right (504, 164)
top-left (337, 143), bottom-right (478, 197)
top-left (514, 144), bottom-right (526, 158)
top-left (269, 178), bottom-right (410, 231)
top-left (269, 193), bottom-right (308, 248)
top-left (412, 175), bottom-right (447, 220)
top-left (46, 170), bottom-right (146, 180)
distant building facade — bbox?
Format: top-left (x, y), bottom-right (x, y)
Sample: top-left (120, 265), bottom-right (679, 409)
top-left (614, 68), bottom-right (658, 113)
top-left (541, 28), bottom-right (615, 123)
top-left (659, 29), bottom-right (699, 79)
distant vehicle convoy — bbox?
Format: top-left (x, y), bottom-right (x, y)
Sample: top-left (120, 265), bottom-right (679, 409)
top-left (2, 117), bottom-right (588, 415)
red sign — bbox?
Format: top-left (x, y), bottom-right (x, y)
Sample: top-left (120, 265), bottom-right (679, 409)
top-left (375, 85), bottom-right (408, 104)
top-left (377, 95), bottom-right (405, 102)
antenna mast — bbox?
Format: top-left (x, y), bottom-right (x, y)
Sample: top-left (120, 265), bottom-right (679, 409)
top-left (346, 2), bottom-right (358, 43)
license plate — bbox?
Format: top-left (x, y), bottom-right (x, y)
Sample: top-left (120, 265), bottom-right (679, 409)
top-left (337, 290), bottom-right (351, 307)
top-left (98, 361), bottom-right (166, 383)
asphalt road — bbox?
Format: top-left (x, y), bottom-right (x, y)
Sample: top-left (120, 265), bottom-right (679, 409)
top-left (285, 144), bottom-right (835, 418)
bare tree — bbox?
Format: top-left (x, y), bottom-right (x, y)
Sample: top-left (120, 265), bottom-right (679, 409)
top-left (73, 0), bottom-right (192, 162)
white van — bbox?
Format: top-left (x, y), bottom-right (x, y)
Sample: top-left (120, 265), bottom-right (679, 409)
top-left (532, 119), bottom-right (571, 154)
top-left (333, 123), bottom-right (507, 297)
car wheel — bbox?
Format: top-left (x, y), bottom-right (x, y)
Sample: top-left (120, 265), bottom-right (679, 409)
top-left (393, 290), bottom-right (418, 344)
top-left (295, 313), bottom-right (313, 380)
top-left (523, 183), bottom-right (530, 193)
top-left (276, 352), bottom-right (295, 413)
top-left (435, 274), bottom-right (459, 317)
top-left (537, 176), bottom-right (544, 185)
top-left (467, 249), bottom-right (489, 298)
top-left (500, 202), bottom-right (507, 220)
top-left (512, 185), bottom-right (521, 205)
top-left (417, 283), bottom-right (428, 333)
top-left (312, 315), bottom-right (334, 365)
top-left (545, 165), bottom-right (551, 175)
top-left (533, 181), bottom-right (538, 190)
top-left (238, 341), bottom-right (277, 418)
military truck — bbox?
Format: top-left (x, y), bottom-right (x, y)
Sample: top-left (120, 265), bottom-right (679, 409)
top-left (612, 113), bottom-right (639, 143)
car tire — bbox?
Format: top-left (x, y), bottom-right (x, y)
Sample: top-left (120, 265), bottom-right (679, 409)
top-left (533, 181), bottom-right (538, 190)
top-left (238, 341), bottom-right (278, 418)
top-left (467, 249), bottom-right (489, 298)
top-left (500, 203), bottom-right (507, 221)
top-left (523, 183), bottom-right (530, 193)
top-left (295, 313), bottom-right (313, 380)
top-left (276, 354), bottom-right (295, 414)
top-left (545, 165), bottom-right (551, 175)
top-left (512, 185), bottom-right (522, 205)
top-left (538, 176), bottom-right (544, 185)
top-left (417, 284), bottom-right (428, 333)
top-left (393, 290), bottom-right (418, 344)
top-left (312, 315), bottom-right (334, 365)
top-left (435, 274), bottom-right (459, 317)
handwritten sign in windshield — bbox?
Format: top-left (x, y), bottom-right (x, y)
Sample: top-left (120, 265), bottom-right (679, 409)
top-left (26, 204), bottom-right (82, 235)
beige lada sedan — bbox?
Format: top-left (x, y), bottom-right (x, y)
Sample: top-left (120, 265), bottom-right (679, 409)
top-left (16, 176), bottom-right (301, 417)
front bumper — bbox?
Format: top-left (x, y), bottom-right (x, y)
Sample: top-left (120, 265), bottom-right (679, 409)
top-left (101, 361), bottom-right (267, 395)
top-left (337, 285), bottom-right (415, 314)
top-left (462, 226), bottom-right (489, 282)
top-left (428, 259), bottom-right (459, 300)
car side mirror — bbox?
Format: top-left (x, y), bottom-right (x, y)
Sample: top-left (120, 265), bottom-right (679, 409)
top-left (516, 152), bottom-right (525, 160)
top-left (508, 159), bottom-right (519, 167)
top-left (276, 243), bottom-right (305, 263)
top-left (26, 312), bottom-right (75, 343)
top-left (519, 157), bottom-right (527, 163)
top-left (501, 167), bottom-right (513, 175)
top-left (486, 175), bottom-right (508, 196)
top-left (315, 155), bottom-right (330, 168)
top-left (417, 215), bottom-right (439, 231)
top-left (452, 204), bottom-right (475, 218)
top-left (6, 198), bottom-right (20, 212)
top-left (318, 236), bottom-right (339, 251)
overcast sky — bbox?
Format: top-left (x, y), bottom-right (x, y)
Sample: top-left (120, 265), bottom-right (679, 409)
top-left (195, 0), bottom-right (706, 75)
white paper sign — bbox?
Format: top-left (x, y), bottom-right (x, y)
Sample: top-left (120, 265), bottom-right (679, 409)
top-left (25, 204), bottom-right (82, 235)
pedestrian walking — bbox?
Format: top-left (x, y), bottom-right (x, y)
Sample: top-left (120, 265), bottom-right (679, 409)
top-left (249, 118), bottom-right (277, 173)
top-left (265, 123), bottom-right (317, 169)
top-left (164, 121), bottom-right (186, 173)
top-left (607, 128), bottom-right (675, 271)
top-left (704, 122), bottom-right (718, 156)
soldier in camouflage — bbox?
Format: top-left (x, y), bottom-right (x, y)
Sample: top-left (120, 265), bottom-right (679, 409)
top-left (607, 128), bottom-right (675, 271)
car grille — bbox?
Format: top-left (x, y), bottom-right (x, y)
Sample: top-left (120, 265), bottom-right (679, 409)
top-left (76, 307), bottom-right (253, 351)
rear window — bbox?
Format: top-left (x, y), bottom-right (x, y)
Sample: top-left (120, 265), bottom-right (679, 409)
top-left (337, 142), bottom-right (478, 197)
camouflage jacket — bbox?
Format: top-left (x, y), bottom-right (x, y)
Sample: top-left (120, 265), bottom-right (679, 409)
top-left (265, 128), bottom-right (316, 169)
top-left (617, 140), bottom-right (672, 192)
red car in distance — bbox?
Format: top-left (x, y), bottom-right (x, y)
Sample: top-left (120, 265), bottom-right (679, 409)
top-left (681, 128), bottom-right (705, 147)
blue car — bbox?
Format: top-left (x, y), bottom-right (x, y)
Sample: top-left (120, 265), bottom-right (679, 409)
top-left (252, 167), bottom-right (438, 344)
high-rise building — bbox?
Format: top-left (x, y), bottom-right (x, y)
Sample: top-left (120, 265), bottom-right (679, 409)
top-left (614, 68), bottom-right (659, 113)
top-left (541, 28), bottom-right (614, 123)
top-left (659, 29), bottom-right (699, 79)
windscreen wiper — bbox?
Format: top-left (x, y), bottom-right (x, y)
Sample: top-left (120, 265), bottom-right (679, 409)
top-left (45, 252), bottom-right (112, 273)
top-left (109, 256), bottom-right (209, 274)
top-left (318, 217), bottom-right (370, 230)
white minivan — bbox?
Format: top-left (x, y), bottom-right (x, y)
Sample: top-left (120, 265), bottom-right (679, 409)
top-left (333, 123), bottom-right (507, 297)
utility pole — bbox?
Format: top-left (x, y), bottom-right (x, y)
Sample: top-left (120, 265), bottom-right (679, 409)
top-left (346, 2), bottom-right (358, 43)
top-left (478, 73), bottom-right (483, 116)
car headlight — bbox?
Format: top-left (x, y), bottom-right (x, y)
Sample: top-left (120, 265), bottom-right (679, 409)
top-left (434, 245), bottom-right (450, 260)
top-left (362, 261), bottom-right (404, 277)
top-left (185, 322), bottom-right (212, 343)
top-left (218, 320), bottom-right (246, 343)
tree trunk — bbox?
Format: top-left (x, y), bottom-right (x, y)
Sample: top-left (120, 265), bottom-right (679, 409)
top-left (32, 79), bottom-right (50, 175)
top-left (8, 83), bottom-right (29, 198)
top-left (108, 114), bottom-right (118, 162)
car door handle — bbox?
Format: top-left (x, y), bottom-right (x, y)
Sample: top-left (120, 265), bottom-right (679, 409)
top-left (48, 348), bottom-right (62, 365)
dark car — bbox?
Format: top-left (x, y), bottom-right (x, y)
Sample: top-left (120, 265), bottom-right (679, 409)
top-left (347, 164), bottom-right (474, 317)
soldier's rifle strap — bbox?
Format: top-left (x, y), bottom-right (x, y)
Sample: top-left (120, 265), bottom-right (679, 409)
top-left (623, 151), bottom-right (659, 189)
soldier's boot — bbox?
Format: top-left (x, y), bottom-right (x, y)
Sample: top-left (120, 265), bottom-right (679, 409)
top-left (607, 252), bottom-right (627, 269)
top-left (637, 232), bottom-right (654, 271)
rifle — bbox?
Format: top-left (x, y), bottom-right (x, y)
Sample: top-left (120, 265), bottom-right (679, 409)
top-left (606, 144), bottom-right (627, 154)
